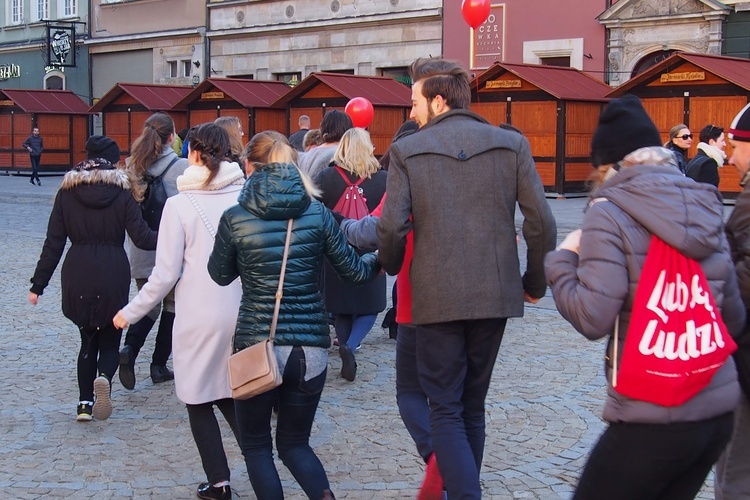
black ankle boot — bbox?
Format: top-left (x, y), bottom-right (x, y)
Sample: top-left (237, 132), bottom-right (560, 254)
top-left (150, 363), bottom-right (174, 383)
top-left (197, 482), bottom-right (231, 500)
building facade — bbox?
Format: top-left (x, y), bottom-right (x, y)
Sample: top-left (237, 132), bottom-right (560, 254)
top-left (0, 0), bottom-right (89, 97)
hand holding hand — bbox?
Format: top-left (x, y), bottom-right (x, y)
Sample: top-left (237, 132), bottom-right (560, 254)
top-left (113, 311), bottom-right (129, 330)
top-left (524, 292), bottom-right (540, 304)
top-left (558, 229), bottom-right (582, 254)
top-left (28, 292), bottom-right (38, 305)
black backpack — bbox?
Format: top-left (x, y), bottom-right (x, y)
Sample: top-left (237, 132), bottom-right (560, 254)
top-left (141, 156), bottom-right (179, 230)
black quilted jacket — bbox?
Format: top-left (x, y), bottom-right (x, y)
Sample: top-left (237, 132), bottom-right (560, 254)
top-left (207, 162), bottom-right (380, 352)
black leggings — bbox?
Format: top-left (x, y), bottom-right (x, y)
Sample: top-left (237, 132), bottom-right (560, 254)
top-left (186, 398), bottom-right (240, 485)
top-left (77, 324), bottom-right (122, 401)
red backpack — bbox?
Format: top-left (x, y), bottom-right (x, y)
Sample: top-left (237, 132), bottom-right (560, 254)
top-left (332, 166), bottom-right (369, 220)
top-left (613, 235), bottom-right (737, 407)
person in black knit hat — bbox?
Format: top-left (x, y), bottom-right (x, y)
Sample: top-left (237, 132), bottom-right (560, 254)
top-left (85, 135), bottom-right (122, 165)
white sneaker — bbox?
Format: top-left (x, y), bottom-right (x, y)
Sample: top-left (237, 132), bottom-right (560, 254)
top-left (92, 376), bottom-right (112, 420)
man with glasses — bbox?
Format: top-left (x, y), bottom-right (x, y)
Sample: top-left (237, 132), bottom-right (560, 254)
top-left (686, 124), bottom-right (726, 186)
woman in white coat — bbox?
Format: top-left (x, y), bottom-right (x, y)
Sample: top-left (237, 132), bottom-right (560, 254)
top-left (114, 123), bottom-right (244, 500)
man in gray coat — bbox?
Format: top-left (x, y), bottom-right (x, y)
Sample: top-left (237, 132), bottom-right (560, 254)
top-left (377, 58), bottom-right (556, 499)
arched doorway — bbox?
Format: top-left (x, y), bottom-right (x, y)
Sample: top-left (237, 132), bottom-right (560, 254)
top-left (631, 50), bottom-right (678, 78)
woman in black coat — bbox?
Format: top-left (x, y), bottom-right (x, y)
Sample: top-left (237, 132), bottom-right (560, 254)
top-left (316, 127), bottom-right (387, 382)
top-left (29, 137), bottom-right (156, 422)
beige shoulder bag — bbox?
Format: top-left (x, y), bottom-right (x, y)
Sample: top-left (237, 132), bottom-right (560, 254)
top-left (227, 218), bottom-right (293, 400)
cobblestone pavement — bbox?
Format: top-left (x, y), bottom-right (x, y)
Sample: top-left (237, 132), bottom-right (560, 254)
top-left (0, 174), bottom-right (719, 499)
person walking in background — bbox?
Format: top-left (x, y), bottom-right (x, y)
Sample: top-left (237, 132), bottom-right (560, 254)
top-left (172, 128), bottom-right (188, 157)
top-left (316, 127), bottom-right (387, 381)
top-left (544, 95), bottom-right (745, 500)
top-left (377, 58), bottom-right (557, 499)
top-left (302, 129), bottom-right (323, 152)
top-left (289, 114), bottom-right (311, 152)
top-left (114, 123), bottom-right (245, 500)
top-left (214, 116), bottom-right (245, 165)
top-left (29, 136), bottom-right (156, 422)
top-left (119, 112), bottom-right (188, 390)
top-left (298, 110), bottom-right (353, 181)
top-left (22, 127), bottom-right (44, 186)
top-left (686, 124), bottom-right (727, 187)
top-left (208, 130), bottom-right (380, 500)
top-left (664, 123), bottom-right (692, 174)
top-left (716, 103), bottom-right (750, 500)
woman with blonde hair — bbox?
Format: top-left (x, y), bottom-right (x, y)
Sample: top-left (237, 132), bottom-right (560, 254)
top-left (214, 116), bottom-right (244, 165)
top-left (119, 112), bottom-right (188, 390)
top-left (208, 130), bottom-right (379, 499)
top-left (316, 127), bottom-right (387, 381)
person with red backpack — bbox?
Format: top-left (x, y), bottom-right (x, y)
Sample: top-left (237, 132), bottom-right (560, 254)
top-left (544, 95), bottom-right (746, 499)
top-left (316, 127), bottom-right (387, 381)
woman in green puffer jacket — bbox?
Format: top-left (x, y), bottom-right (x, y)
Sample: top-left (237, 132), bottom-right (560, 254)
top-left (208, 130), bottom-right (380, 500)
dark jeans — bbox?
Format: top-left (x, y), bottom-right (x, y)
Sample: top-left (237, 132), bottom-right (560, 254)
top-left (235, 346), bottom-right (330, 500)
top-left (416, 318), bottom-right (507, 500)
top-left (396, 324), bottom-right (432, 461)
top-left (77, 324), bottom-right (122, 401)
top-left (30, 155), bottom-right (40, 182)
top-left (574, 412), bottom-right (734, 500)
top-left (186, 398), bottom-right (240, 485)
top-left (124, 311), bottom-right (173, 366)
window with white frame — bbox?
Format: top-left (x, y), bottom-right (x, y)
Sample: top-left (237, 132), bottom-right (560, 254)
top-left (57, 0), bottom-right (77, 18)
top-left (183, 60), bottom-right (192, 77)
top-left (9, 0), bottom-right (24, 25)
top-left (33, 0), bottom-right (50, 21)
top-left (168, 61), bottom-right (178, 78)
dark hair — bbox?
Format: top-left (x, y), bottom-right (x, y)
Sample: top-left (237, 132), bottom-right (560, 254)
top-left (699, 124), bottom-right (724, 144)
top-left (409, 57), bottom-right (471, 110)
top-left (320, 110), bottom-right (353, 143)
top-left (189, 123), bottom-right (230, 186)
top-left (129, 112), bottom-right (176, 178)
top-left (379, 120), bottom-right (419, 170)
top-left (177, 128), bottom-right (189, 141)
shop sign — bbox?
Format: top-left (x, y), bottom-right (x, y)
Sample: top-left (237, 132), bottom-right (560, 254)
top-left (660, 71), bottom-right (705, 83)
top-left (0, 100), bottom-right (15, 106)
top-left (46, 25), bottom-right (77, 67)
top-left (471, 5), bottom-right (505, 69)
top-left (0, 64), bottom-right (21, 81)
top-left (201, 91), bottom-right (225, 100)
top-left (486, 79), bottom-right (522, 89)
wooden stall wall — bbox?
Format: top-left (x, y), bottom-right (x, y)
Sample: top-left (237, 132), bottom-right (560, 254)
top-left (72, 115), bottom-right (88, 165)
top-left (103, 112), bottom-right (130, 161)
top-left (369, 108), bottom-right (408, 155)
top-left (37, 114), bottom-right (74, 168)
top-left (254, 109), bottom-right (287, 136)
top-left (0, 114), bottom-right (13, 168)
top-left (218, 108), bottom-right (249, 142)
top-left (189, 109), bottom-right (220, 127)
top-left (512, 101), bottom-right (557, 188)
top-left (564, 102), bottom-right (603, 188)
top-left (3, 113), bottom-right (33, 170)
top-left (640, 98), bottom-right (684, 140)
top-left (470, 102), bottom-right (508, 127)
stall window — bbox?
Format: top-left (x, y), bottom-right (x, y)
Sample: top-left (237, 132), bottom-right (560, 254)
top-left (57, 0), bottom-right (77, 17)
top-left (168, 61), bottom-right (178, 78)
top-left (9, 0), bottom-right (23, 25)
top-left (276, 72), bottom-right (301, 87)
top-left (33, 0), bottom-right (49, 21)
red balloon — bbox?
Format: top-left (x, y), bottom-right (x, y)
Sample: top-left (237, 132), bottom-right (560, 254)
top-left (461, 0), bottom-right (491, 29)
top-left (344, 97), bottom-right (375, 128)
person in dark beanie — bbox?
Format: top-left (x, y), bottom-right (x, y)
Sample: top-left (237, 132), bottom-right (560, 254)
top-left (545, 95), bottom-right (744, 499)
top-left (28, 135), bottom-right (157, 422)
top-left (85, 135), bottom-right (122, 165)
top-left (22, 127), bottom-right (43, 186)
top-left (716, 102), bottom-right (750, 500)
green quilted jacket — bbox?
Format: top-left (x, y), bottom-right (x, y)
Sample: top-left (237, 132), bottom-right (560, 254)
top-left (207, 162), bottom-right (380, 352)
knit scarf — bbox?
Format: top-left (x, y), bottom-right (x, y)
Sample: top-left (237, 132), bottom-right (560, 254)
top-left (177, 161), bottom-right (245, 192)
top-left (697, 142), bottom-right (727, 169)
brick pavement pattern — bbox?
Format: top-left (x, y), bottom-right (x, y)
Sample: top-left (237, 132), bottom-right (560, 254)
top-left (0, 175), bottom-right (717, 498)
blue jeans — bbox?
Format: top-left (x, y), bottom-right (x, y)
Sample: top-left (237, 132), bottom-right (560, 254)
top-left (416, 318), bottom-right (507, 499)
top-left (334, 314), bottom-right (377, 349)
top-left (235, 347), bottom-right (330, 500)
top-left (574, 412), bottom-right (733, 500)
top-left (396, 324), bottom-right (432, 461)
top-left (30, 155), bottom-right (41, 182)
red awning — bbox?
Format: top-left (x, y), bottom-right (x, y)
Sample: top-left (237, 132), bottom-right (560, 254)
top-left (173, 79), bottom-right (291, 110)
top-left (474, 63), bottom-right (612, 102)
top-left (90, 83), bottom-right (193, 112)
top-left (1, 89), bottom-right (91, 114)
top-left (272, 73), bottom-right (412, 107)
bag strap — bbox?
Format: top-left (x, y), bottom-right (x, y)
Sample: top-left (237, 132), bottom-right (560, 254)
top-left (269, 219), bottom-right (294, 342)
top-left (334, 166), bottom-right (365, 187)
top-left (612, 315), bottom-right (619, 388)
top-left (147, 155), bottom-right (180, 182)
top-left (185, 193), bottom-right (216, 238)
